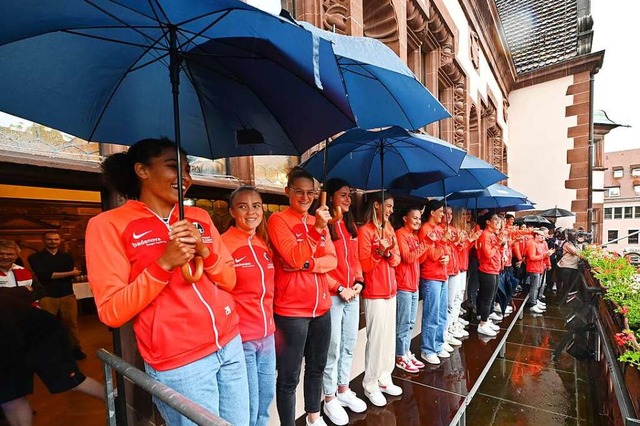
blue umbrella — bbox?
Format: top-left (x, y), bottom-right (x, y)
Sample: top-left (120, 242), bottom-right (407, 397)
top-left (446, 184), bottom-right (530, 210)
top-left (403, 154), bottom-right (507, 198)
top-left (295, 19), bottom-right (450, 130)
top-left (0, 0), bottom-right (358, 191)
top-left (301, 126), bottom-right (466, 191)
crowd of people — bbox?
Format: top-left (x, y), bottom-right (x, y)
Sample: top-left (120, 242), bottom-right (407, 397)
top-left (83, 137), bottom-right (583, 426)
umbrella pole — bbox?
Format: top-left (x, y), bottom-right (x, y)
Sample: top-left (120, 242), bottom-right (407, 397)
top-left (380, 139), bottom-right (385, 233)
top-left (320, 139), bottom-right (342, 223)
top-left (169, 25), bottom-right (203, 282)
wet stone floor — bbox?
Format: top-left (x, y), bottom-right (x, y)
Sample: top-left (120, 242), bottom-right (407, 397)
top-left (299, 291), bottom-right (608, 426)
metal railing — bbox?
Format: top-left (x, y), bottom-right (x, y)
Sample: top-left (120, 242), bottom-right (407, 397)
top-left (97, 348), bottom-right (230, 426)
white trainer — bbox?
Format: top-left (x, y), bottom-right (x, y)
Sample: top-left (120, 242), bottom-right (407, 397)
top-left (487, 321), bottom-right (500, 331)
top-left (445, 334), bottom-right (462, 346)
top-left (437, 350), bottom-right (451, 358)
top-left (323, 398), bottom-right (349, 426)
top-left (306, 415), bottom-right (328, 426)
top-left (364, 389), bottom-right (387, 407)
top-left (379, 382), bottom-right (403, 396)
top-left (442, 342), bottom-right (455, 352)
top-left (421, 352), bottom-right (441, 365)
top-left (488, 312), bottom-right (503, 322)
top-left (454, 322), bottom-right (470, 337)
top-left (336, 390), bottom-right (367, 413)
top-left (530, 305), bottom-right (545, 314)
top-left (458, 317), bottom-right (470, 326)
top-left (478, 323), bottom-right (498, 336)
top-left (448, 325), bottom-right (465, 339)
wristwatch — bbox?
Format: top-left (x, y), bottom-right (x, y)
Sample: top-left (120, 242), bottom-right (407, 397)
top-left (336, 285), bottom-right (345, 294)
top-left (302, 261), bottom-right (310, 270)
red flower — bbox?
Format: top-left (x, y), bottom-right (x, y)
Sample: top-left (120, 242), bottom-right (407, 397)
top-left (615, 332), bottom-right (628, 346)
top-left (620, 306), bottom-right (630, 315)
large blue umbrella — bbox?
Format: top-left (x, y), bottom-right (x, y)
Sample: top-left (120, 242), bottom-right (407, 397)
top-left (0, 0), bottom-right (358, 192)
top-left (446, 184), bottom-right (530, 210)
top-left (300, 126), bottom-right (466, 191)
top-left (295, 19), bottom-right (450, 130)
top-left (403, 154), bottom-right (507, 198)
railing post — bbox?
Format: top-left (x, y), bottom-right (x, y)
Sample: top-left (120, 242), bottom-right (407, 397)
top-left (103, 362), bottom-right (117, 426)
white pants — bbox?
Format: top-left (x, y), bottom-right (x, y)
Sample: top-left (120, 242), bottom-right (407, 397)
top-left (446, 274), bottom-right (464, 331)
top-left (363, 297), bottom-right (397, 394)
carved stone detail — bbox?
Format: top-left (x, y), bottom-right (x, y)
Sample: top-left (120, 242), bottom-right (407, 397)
top-left (407, 0), bottom-right (427, 41)
top-left (322, 0), bottom-right (349, 34)
top-left (453, 84), bottom-right (466, 149)
top-left (363, 0), bottom-right (399, 45)
top-left (470, 31), bottom-right (480, 70)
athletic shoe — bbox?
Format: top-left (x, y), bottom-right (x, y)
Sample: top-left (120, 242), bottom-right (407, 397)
top-left (459, 307), bottom-right (467, 315)
top-left (442, 342), bottom-right (455, 352)
top-left (336, 390), bottom-right (367, 413)
top-left (489, 312), bottom-right (503, 322)
top-left (421, 352), bottom-right (441, 365)
top-left (437, 350), bottom-right (451, 358)
top-left (445, 334), bottom-right (462, 346)
top-left (505, 306), bottom-right (514, 314)
top-left (306, 415), bottom-right (328, 426)
top-left (364, 389), bottom-right (386, 407)
top-left (457, 317), bottom-right (470, 327)
top-left (379, 383), bottom-right (403, 396)
top-left (396, 355), bottom-right (420, 373)
top-left (487, 321), bottom-right (500, 331)
top-left (453, 322), bottom-right (470, 337)
top-left (530, 305), bottom-right (545, 314)
top-left (537, 300), bottom-right (547, 308)
top-left (407, 352), bottom-right (425, 369)
top-left (448, 325), bottom-right (465, 339)
top-left (323, 398), bottom-right (349, 426)
top-left (477, 323), bottom-right (498, 336)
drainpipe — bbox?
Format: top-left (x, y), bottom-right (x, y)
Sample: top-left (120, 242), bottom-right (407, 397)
top-left (587, 71), bottom-right (594, 235)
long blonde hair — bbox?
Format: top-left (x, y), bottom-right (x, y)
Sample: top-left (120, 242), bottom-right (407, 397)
top-left (363, 191), bottom-right (394, 235)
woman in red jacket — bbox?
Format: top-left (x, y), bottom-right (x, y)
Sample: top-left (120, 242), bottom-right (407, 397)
top-left (475, 212), bottom-right (505, 337)
top-left (525, 229), bottom-right (554, 314)
top-left (394, 206), bottom-right (428, 373)
top-left (358, 192), bottom-right (401, 407)
top-left (321, 178), bottom-right (367, 425)
top-left (267, 167), bottom-right (336, 426)
top-left (222, 186), bottom-right (275, 426)
top-left (86, 138), bottom-right (248, 425)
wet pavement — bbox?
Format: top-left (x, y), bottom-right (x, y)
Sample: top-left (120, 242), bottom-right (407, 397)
top-left (297, 291), bottom-right (608, 425)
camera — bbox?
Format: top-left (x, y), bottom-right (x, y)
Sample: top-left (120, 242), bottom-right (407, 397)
top-left (576, 231), bottom-right (593, 244)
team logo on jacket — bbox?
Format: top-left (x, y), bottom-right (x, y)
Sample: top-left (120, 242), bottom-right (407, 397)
top-left (193, 222), bottom-right (205, 235)
top-left (224, 305), bottom-right (231, 315)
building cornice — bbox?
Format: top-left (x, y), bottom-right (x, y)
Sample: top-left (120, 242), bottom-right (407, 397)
top-left (513, 51), bottom-right (605, 90)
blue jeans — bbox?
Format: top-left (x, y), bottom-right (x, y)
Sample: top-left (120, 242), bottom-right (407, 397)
top-left (243, 334), bottom-right (276, 426)
top-left (323, 295), bottom-right (360, 396)
top-left (420, 279), bottom-right (448, 356)
top-left (528, 273), bottom-right (543, 306)
top-left (144, 335), bottom-right (249, 426)
top-left (396, 290), bottom-right (418, 356)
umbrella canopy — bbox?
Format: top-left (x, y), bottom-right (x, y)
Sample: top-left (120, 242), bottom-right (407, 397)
top-left (0, 0), bottom-right (357, 161)
top-left (509, 202), bottom-right (537, 212)
top-left (514, 215), bottom-right (555, 229)
top-left (404, 154), bottom-right (507, 198)
top-left (446, 184), bottom-right (530, 210)
top-left (296, 20), bottom-right (450, 130)
top-left (300, 126), bottom-right (466, 191)
top-left (538, 206), bottom-right (574, 218)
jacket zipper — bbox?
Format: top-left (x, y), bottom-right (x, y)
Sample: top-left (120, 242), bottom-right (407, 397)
top-left (302, 216), bottom-right (319, 318)
top-left (337, 220), bottom-right (350, 287)
top-left (247, 235), bottom-right (268, 337)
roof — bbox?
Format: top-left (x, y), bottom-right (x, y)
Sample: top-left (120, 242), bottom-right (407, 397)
top-left (594, 109), bottom-right (628, 128)
top-left (494, 0), bottom-right (593, 75)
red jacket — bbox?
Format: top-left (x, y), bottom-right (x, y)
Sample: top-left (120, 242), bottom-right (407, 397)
top-left (457, 238), bottom-right (474, 272)
top-left (267, 208), bottom-right (337, 318)
top-left (525, 239), bottom-right (551, 274)
top-left (328, 219), bottom-right (363, 295)
top-left (85, 200), bottom-right (238, 371)
top-left (441, 224), bottom-right (460, 276)
top-left (395, 227), bottom-right (427, 292)
top-left (477, 229), bottom-right (502, 275)
top-left (418, 222), bottom-right (448, 282)
top-left (358, 223), bottom-right (400, 299)
top-left (222, 226), bottom-right (275, 342)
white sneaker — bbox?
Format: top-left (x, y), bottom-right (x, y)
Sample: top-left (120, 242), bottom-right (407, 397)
top-left (364, 389), bottom-right (386, 407)
top-left (448, 325), bottom-right (465, 339)
top-left (487, 321), bottom-right (500, 331)
top-left (530, 305), bottom-right (545, 314)
top-left (454, 322), bottom-right (470, 337)
top-left (323, 398), bottom-right (349, 425)
top-left (505, 306), bottom-right (514, 314)
top-left (336, 390), bottom-right (367, 413)
top-left (488, 312), bottom-right (503, 322)
top-left (446, 334), bottom-right (462, 346)
top-left (457, 317), bottom-right (469, 327)
top-left (442, 342), bottom-right (455, 352)
top-left (536, 301), bottom-right (547, 309)
top-left (421, 352), bottom-right (441, 365)
top-left (459, 307), bottom-right (467, 315)
top-left (478, 323), bottom-right (498, 336)
top-left (437, 350), bottom-right (451, 358)
top-left (379, 382), bottom-right (402, 396)
top-left (306, 416), bottom-right (328, 426)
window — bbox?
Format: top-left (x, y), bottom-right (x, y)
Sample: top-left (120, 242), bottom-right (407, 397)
top-left (630, 230), bottom-right (639, 245)
top-left (614, 207), bottom-right (623, 219)
top-left (608, 230), bottom-right (619, 243)
top-left (626, 207), bottom-right (634, 219)
top-left (636, 206), bottom-right (640, 219)
top-left (613, 168), bottom-right (624, 178)
top-left (635, 185), bottom-right (640, 196)
top-left (604, 207), bottom-right (612, 219)
top-left (607, 187), bottom-right (621, 197)
top-left (632, 167), bottom-right (640, 177)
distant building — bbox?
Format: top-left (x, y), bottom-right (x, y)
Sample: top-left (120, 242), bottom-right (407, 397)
top-left (602, 147), bottom-right (640, 254)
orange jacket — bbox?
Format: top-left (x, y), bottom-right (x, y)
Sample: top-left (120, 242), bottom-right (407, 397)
top-left (221, 226), bottom-right (275, 342)
top-left (418, 222), bottom-right (448, 282)
top-left (267, 208), bottom-right (337, 317)
top-left (441, 223), bottom-right (460, 276)
top-left (476, 229), bottom-right (502, 275)
top-left (395, 227), bottom-right (427, 292)
top-left (358, 223), bottom-right (400, 299)
top-left (85, 200), bottom-right (238, 371)
top-left (525, 239), bottom-right (551, 274)
top-left (328, 219), bottom-right (363, 295)
top-left (456, 238), bottom-right (474, 272)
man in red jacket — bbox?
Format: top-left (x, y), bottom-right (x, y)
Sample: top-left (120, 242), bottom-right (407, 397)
top-left (524, 230), bottom-right (554, 314)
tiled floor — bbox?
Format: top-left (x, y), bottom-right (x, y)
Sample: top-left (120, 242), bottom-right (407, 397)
top-left (4, 291), bottom-right (609, 426)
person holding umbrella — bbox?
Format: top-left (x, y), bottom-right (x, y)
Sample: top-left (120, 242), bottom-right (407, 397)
top-left (321, 178), bottom-right (368, 425)
top-left (358, 192), bottom-right (402, 406)
top-left (475, 213), bottom-right (505, 337)
top-left (85, 138), bottom-right (249, 426)
top-left (267, 167), bottom-right (336, 426)
top-left (222, 186), bottom-right (276, 426)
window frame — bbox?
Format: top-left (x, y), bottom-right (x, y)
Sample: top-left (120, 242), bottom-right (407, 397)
top-left (608, 229), bottom-right (619, 243)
